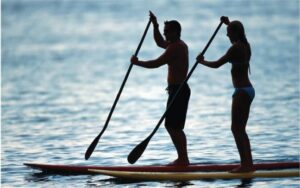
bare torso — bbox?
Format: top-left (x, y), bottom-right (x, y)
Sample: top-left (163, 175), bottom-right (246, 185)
top-left (166, 40), bottom-right (189, 85)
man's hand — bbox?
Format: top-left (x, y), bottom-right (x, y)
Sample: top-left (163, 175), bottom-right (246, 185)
top-left (196, 54), bottom-right (204, 64)
top-left (149, 11), bottom-right (158, 27)
top-left (131, 55), bottom-right (139, 65)
top-left (220, 16), bottom-right (230, 25)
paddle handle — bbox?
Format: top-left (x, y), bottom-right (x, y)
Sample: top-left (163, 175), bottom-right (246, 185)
top-left (85, 19), bottom-right (151, 160)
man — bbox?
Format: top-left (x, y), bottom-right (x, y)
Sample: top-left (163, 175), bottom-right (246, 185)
top-left (131, 12), bottom-right (190, 166)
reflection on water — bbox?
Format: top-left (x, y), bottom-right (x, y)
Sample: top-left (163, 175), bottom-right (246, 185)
top-left (2, 0), bottom-right (299, 187)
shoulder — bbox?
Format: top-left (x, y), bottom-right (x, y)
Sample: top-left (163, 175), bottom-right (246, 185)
top-left (178, 40), bottom-right (188, 49)
top-left (228, 43), bottom-right (240, 52)
top-left (227, 43), bottom-right (251, 63)
top-left (167, 40), bottom-right (188, 51)
top-left (227, 43), bottom-right (245, 57)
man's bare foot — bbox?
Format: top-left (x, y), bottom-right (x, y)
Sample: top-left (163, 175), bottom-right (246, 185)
top-left (229, 165), bottom-right (255, 173)
top-left (167, 159), bottom-right (190, 166)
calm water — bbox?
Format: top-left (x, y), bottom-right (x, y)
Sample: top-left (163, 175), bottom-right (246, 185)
top-left (2, 0), bottom-right (299, 187)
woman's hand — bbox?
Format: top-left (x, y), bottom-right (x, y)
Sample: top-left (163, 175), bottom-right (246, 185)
top-left (131, 55), bottom-right (139, 65)
top-left (221, 16), bottom-right (230, 25)
top-left (196, 54), bottom-right (205, 64)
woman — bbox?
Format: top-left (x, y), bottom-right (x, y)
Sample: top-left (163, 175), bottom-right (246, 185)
top-left (197, 16), bottom-right (255, 173)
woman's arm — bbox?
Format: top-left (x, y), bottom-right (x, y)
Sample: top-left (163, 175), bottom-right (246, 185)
top-left (197, 55), bottom-right (228, 68)
top-left (197, 45), bottom-right (236, 68)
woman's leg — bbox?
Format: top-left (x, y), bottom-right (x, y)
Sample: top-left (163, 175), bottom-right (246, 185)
top-left (231, 90), bottom-right (254, 172)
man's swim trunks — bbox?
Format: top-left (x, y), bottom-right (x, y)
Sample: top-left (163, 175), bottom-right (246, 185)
top-left (165, 83), bottom-right (190, 130)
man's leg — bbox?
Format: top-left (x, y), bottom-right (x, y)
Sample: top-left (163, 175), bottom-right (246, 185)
top-left (166, 127), bottom-right (189, 166)
top-left (165, 84), bottom-right (190, 166)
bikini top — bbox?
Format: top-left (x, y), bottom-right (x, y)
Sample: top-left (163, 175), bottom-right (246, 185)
top-left (229, 42), bottom-right (251, 74)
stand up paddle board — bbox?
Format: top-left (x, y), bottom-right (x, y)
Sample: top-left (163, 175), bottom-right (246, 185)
top-left (24, 162), bottom-right (299, 175)
top-left (89, 169), bottom-right (300, 181)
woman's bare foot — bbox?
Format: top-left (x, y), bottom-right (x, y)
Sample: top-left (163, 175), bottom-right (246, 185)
top-left (230, 165), bottom-right (255, 173)
top-left (167, 159), bottom-right (190, 166)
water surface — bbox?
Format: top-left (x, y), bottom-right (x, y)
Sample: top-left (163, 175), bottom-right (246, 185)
top-left (2, 0), bottom-right (299, 187)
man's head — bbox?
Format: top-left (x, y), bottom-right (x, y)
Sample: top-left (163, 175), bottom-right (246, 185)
top-left (164, 20), bottom-right (181, 42)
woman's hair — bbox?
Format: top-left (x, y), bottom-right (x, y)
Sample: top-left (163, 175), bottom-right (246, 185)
top-left (228, 21), bottom-right (251, 61)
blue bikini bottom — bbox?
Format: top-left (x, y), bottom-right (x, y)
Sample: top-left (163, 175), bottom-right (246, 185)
top-left (233, 86), bottom-right (255, 102)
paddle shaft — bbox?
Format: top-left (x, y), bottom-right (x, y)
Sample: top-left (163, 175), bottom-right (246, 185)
top-left (128, 21), bottom-right (223, 164)
top-left (85, 19), bottom-right (151, 160)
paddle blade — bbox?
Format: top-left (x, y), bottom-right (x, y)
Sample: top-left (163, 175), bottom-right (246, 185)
top-left (85, 135), bottom-right (100, 160)
top-left (127, 137), bottom-right (150, 164)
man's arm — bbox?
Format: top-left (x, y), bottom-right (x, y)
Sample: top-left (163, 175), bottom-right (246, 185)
top-left (153, 25), bottom-right (168, 49)
top-left (131, 44), bottom-right (175, 68)
top-left (150, 11), bottom-right (168, 49)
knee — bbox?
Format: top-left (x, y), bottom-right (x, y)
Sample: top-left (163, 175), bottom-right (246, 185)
top-left (165, 123), bottom-right (171, 132)
top-left (231, 125), bottom-right (237, 135)
top-left (166, 126), bottom-right (183, 135)
top-left (165, 126), bottom-right (171, 133)
top-left (165, 125), bottom-right (175, 134)
top-left (232, 124), bottom-right (248, 138)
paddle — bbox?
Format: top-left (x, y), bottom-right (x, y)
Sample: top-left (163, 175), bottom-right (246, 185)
top-left (128, 21), bottom-right (224, 164)
top-left (85, 18), bottom-right (151, 160)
